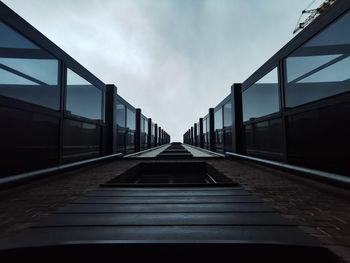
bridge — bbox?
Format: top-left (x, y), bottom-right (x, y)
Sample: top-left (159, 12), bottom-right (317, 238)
top-left (0, 0), bottom-right (350, 262)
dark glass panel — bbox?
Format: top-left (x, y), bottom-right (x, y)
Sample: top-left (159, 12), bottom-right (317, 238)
top-left (126, 108), bottom-right (135, 153)
top-left (242, 68), bottom-right (279, 122)
top-left (214, 108), bottom-right (223, 153)
top-left (151, 123), bottom-right (155, 147)
top-left (141, 116), bottom-right (148, 150)
top-left (243, 118), bottom-right (283, 161)
top-left (0, 21), bottom-right (39, 49)
top-left (196, 121), bottom-right (200, 147)
top-left (0, 22), bottom-right (60, 109)
top-left (63, 119), bottom-right (100, 162)
top-left (223, 101), bottom-right (232, 152)
top-left (285, 10), bottom-right (350, 107)
top-left (0, 106), bottom-right (59, 177)
top-left (203, 117), bottom-right (209, 149)
top-left (116, 103), bottom-right (126, 153)
top-left (66, 69), bottom-right (102, 120)
top-left (286, 102), bottom-right (350, 175)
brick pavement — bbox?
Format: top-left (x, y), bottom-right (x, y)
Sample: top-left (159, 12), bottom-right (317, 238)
top-left (207, 159), bottom-right (350, 263)
top-left (0, 160), bottom-right (142, 239)
top-left (0, 158), bottom-right (349, 262)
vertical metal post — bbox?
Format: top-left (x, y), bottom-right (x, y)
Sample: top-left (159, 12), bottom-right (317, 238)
top-left (279, 60), bottom-right (288, 163)
top-left (135, 108), bottom-right (141, 152)
top-left (209, 108), bottom-right (215, 152)
top-left (199, 118), bottom-right (203, 148)
top-left (194, 123), bottom-right (198, 146)
top-left (230, 83), bottom-right (243, 154)
top-left (158, 127), bottom-right (162, 146)
top-left (58, 61), bottom-right (65, 165)
top-left (147, 118), bottom-right (152, 149)
top-left (190, 127), bottom-right (194, 145)
top-left (154, 124), bottom-right (158, 147)
top-left (105, 84), bottom-right (117, 155)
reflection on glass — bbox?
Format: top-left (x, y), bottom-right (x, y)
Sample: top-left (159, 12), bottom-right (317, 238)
top-left (126, 108), bottom-right (135, 153)
top-left (285, 10), bottom-right (350, 107)
top-left (126, 108), bottom-right (135, 130)
top-left (214, 108), bottom-right (223, 152)
top-left (151, 123), bottom-right (155, 147)
top-left (244, 118), bottom-right (282, 161)
top-left (0, 106), bottom-right (59, 177)
top-left (66, 69), bottom-right (102, 120)
top-left (223, 101), bottom-right (232, 152)
top-left (0, 22), bottom-right (60, 109)
top-left (223, 102), bottom-right (232, 127)
top-left (141, 116), bottom-right (148, 150)
top-left (242, 68), bottom-right (279, 122)
top-left (116, 102), bottom-right (126, 153)
top-left (63, 119), bottom-right (100, 161)
top-left (203, 117), bottom-right (209, 149)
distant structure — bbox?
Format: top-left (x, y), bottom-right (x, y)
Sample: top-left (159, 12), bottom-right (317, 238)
top-left (293, 0), bottom-right (336, 34)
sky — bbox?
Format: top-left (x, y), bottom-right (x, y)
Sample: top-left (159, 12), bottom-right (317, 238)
top-left (3, 0), bottom-right (323, 141)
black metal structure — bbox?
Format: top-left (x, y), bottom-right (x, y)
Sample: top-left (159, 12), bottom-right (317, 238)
top-left (0, 2), bottom-right (170, 179)
top-left (183, 0), bottom-right (350, 177)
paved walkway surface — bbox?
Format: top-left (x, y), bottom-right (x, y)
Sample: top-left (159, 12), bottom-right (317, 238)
top-left (0, 158), bottom-right (349, 261)
top-left (182, 144), bottom-right (221, 157)
top-left (134, 145), bottom-right (170, 158)
top-left (207, 159), bottom-right (350, 262)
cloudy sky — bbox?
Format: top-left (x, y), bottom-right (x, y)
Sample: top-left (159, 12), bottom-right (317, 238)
top-left (3, 0), bottom-right (321, 141)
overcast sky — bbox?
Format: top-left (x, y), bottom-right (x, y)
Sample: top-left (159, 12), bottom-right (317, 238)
top-left (3, 0), bottom-right (321, 141)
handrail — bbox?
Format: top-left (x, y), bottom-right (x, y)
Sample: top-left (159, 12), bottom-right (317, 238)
top-left (225, 152), bottom-right (350, 189)
top-left (0, 152), bottom-right (123, 189)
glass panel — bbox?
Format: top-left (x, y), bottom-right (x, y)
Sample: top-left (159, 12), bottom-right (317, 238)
top-left (0, 106), bottom-right (59, 177)
top-left (242, 68), bottom-right (279, 122)
top-left (62, 119), bottom-right (100, 162)
top-left (223, 101), bottom-right (232, 152)
top-left (286, 102), bottom-right (350, 175)
top-left (203, 117), bottom-right (208, 149)
top-left (0, 21), bottom-right (39, 49)
top-left (223, 101), bottom-right (232, 127)
top-left (126, 108), bottom-right (135, 153)
top-left (0, 22), bottom-right (60, 109)
top-left (126, 108), bottom-right (135, 130)
top-left (214, 108), bottom-right (223, 152)
top-left (66, 69), bottom-right (102, 120)
top-left (116, 103), bottom-right (126, 153)
top-left (145, 118), bottom-right (148, 135)
top-left (141, 116), bottom-right (148, 150)
top-left (151, 123), bottom-right (155, 147)
top-left (285, 10), bottom-right (350, 107)
top-left (243, 118), bottom-right (283, 161)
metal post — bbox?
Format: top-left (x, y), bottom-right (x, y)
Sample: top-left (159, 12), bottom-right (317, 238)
top-left (190, 127), bottom-right (194, 145)
top-left (135, 108), bottom-right (141, 152)
top-left (154, 124), bottom-right (158, 147)
top-left (194, 123), bottom-right (198, 146)
top-left (105, 84), bottom-right (117, 155)
top-left (158, 127), bottom-right (162, 146)
top-left (147, 118), bottom-right (152, 149)
top-left (230, 83), bottom-right (243, 154)
top-left (199, 118), bottom-right (203, 148)
top-left (209, 108), bottom-right (215, 152)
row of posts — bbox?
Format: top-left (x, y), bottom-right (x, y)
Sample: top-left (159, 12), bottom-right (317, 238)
top-left (105, 84), bottom-right (170, 155)
top-left (183, 83), bottom-right (243, 154)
